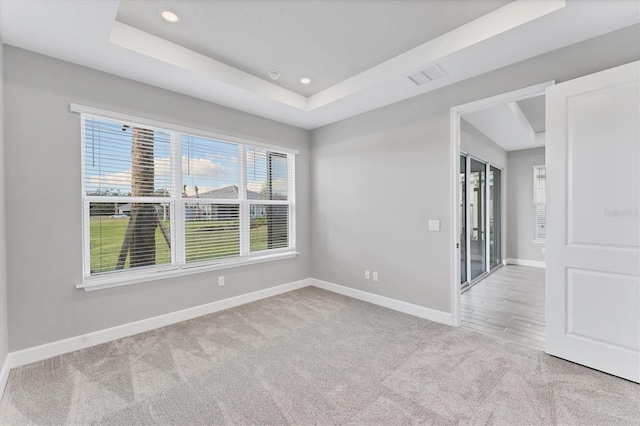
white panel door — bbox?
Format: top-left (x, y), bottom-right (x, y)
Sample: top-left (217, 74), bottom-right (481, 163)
top-left (546, 61), bottom-right (640, 383)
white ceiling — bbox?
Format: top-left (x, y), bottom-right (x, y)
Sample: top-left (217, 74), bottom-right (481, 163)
top-left (517, 95), bottom-right (546, 133)
top-left (0, 0), bottom-right (638, 130)
top-left (463, 95), bottom-right (544, 152)
top-left (116, 0), bottom-right (511, 96)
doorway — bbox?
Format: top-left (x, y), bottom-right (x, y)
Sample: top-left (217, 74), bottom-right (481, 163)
top-left (450, 81), bottom-right (553, 328)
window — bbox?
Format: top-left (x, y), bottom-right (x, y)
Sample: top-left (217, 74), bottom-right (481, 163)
top-left (80, 109), bottom-right (296, 287)
top-left (533, 165), bottom-right (546, 241)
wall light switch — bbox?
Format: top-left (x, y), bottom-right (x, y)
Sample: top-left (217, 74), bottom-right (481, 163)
top-left (428, 220), bottom-right (441, 231)
top-left (218, 276), bottom-right (225, 286)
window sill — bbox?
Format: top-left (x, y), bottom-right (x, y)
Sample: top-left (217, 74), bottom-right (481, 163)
top-left (78, 251), bottom-right (300, 292)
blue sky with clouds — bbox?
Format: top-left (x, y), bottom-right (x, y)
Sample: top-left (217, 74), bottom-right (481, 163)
top-left (85, 117), bottom-right (287, 199)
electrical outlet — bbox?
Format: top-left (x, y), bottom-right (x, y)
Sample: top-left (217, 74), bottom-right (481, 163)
top-left (218, 276), bottom-right (225, 286)
top-left (365, 270), bottom-right (371, 279)
top-left (373, 272), bottom-right (379, 282)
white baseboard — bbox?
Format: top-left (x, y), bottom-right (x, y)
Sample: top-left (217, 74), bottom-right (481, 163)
top-left (0, 354), bottom-right (9, 400)
top-left (4, 278), bottom-right (310, 371)
top-left (310, 278), bottom-right (453, 326)
top-left (506, 258), bottom-right (546, 268)
top-left (2, 276), bottom-right (454, 398)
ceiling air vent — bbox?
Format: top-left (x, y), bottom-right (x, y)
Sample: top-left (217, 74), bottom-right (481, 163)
top-left (408, 64), bottom-right (448, 86)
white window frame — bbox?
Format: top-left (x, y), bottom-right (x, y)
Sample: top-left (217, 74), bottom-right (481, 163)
top-left (73, 104), bottom-right (298, 291)
top-left (533, 164), bottom-right (546, 242)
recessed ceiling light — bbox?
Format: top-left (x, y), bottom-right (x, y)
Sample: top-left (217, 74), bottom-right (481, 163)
top-left (161, 10), bottom-right (179, 23)
top-left (300, 78), bottom-right (311, 85)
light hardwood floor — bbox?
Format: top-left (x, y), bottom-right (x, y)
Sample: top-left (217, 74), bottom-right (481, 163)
top-left (461, 265), bottom-right (545, 350)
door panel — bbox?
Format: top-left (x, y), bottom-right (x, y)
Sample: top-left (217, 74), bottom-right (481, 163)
top-left (568, 83), bottom-right (640, 248)
top-left (567, 268), bottom-right (639, 350)
top-left (546, 61), bottom-right (640, 382)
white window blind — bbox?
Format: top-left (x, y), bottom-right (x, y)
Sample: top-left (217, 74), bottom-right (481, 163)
top-left (246, 148), bottom-right (292, 252)
top-left (533, 165), bottom-right (546, 241)
top-left (181, 135), bottom-right (242, 264)
top-left (81, 112), bottom-right (296, 283)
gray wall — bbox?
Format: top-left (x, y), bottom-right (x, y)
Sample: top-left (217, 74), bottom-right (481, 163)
top-left (0, 42), bottom-right (9, 371)
top-left (4, 46), bottom-right (311, 351)
top-left (310, 25), bottom-right (639, 315)
top-left (460, 119), bottom-right (507, 169)
top-left (506, 147), bottom-right (546, 262)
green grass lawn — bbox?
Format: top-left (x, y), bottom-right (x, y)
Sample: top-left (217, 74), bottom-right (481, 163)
top-left (89, 217), bottom-right (172, 273)
top-left (90, 217), bottom-right (269, 274)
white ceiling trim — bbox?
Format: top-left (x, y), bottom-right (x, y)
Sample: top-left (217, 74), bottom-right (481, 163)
top-left (457, 81), bottom-right (553, 152)
top-left (507, 101), bottom-right (537, 141)
top-left (109, 0), bottom-right (565, 113)
top-left (464, 100), bottom-right (541, 152)
top-left (109, 21), bottom-right (309, 110)
top-left (307, 0), bottom-right (565, 110)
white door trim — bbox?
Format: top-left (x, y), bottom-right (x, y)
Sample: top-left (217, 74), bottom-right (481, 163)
top-left (449, 81), bottom-right (555, 327)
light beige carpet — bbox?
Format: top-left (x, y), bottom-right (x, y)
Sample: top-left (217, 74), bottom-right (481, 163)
top-left (0, 287), bottom-right (638, 425)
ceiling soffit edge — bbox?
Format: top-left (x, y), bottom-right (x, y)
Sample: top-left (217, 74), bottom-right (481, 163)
top-left (110, 0), bottom-right (566, 112)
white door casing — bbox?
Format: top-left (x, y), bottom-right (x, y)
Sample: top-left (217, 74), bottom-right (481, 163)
top-left (545, 61), bottom-right (640, 382)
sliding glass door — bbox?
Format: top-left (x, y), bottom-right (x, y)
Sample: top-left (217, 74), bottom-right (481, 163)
top-left (489, 166), bottom-right (502, 269)
top-left (460, 156), bottom-right (503, 291)
top-left (469, 159), bottom-right (486, 281)
top-left (460, 155), bottom-right (467, 285)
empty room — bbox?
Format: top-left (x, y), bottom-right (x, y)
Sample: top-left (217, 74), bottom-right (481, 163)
top-left (0, 0), bottom-right (639, 424)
